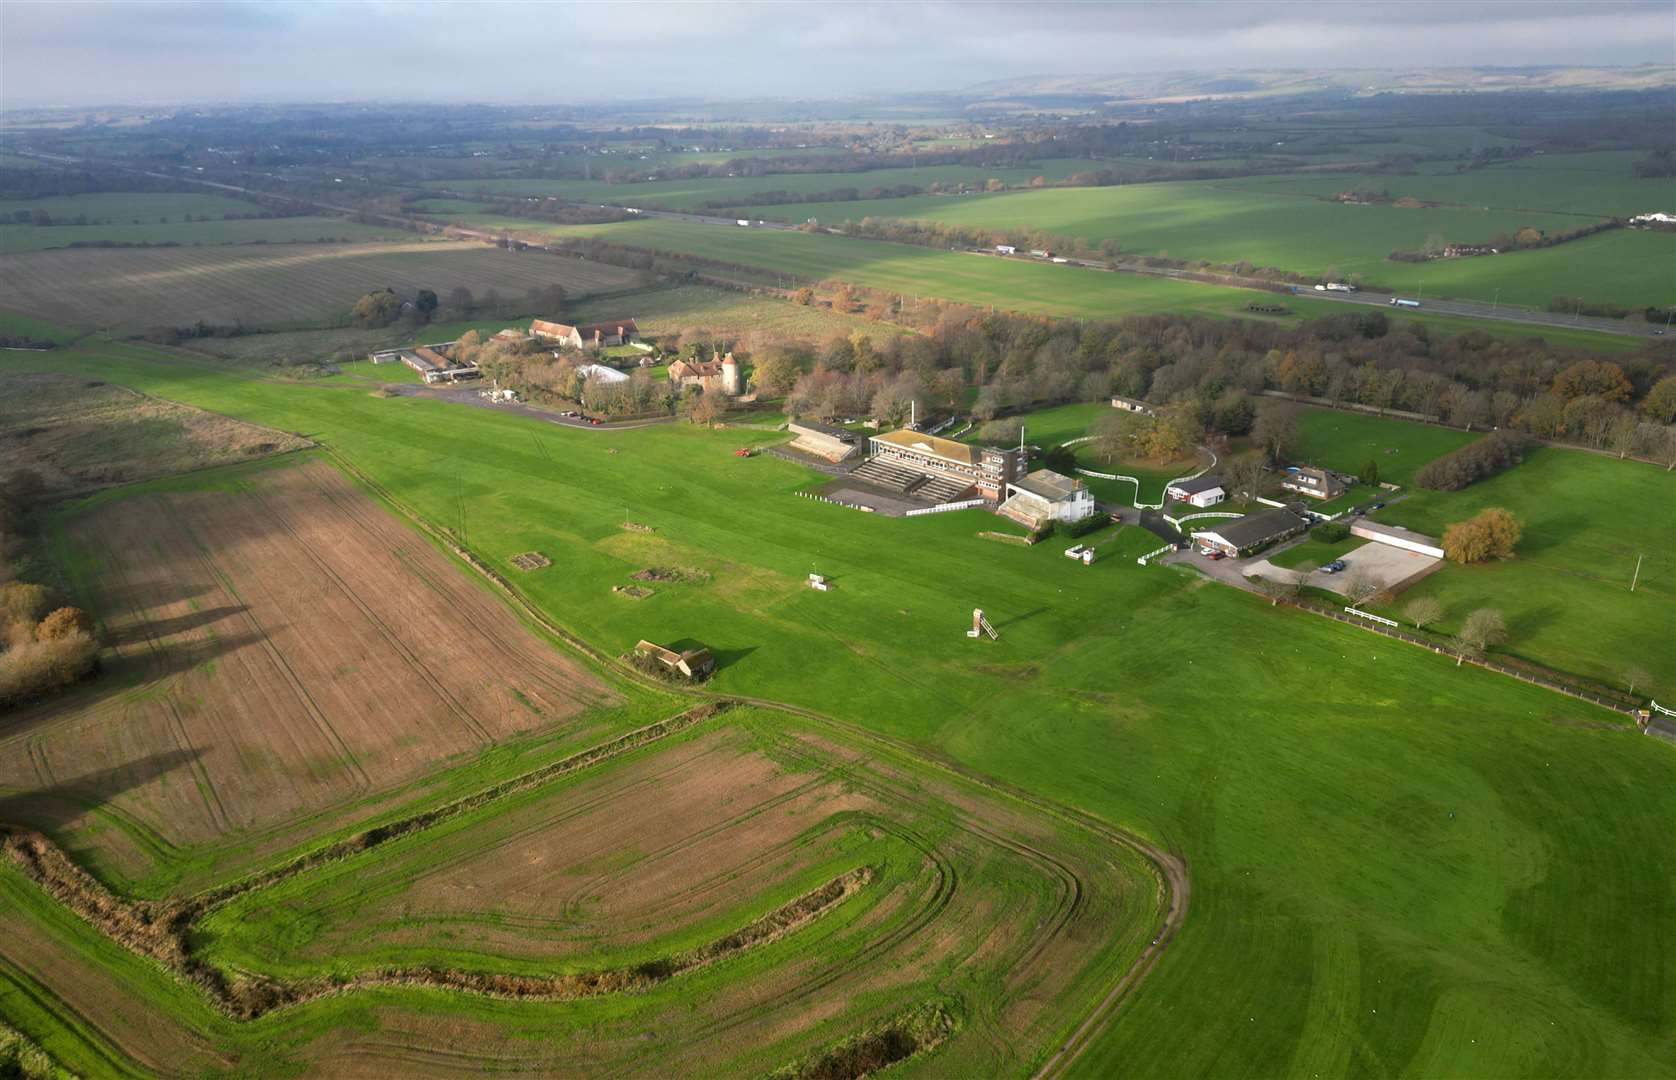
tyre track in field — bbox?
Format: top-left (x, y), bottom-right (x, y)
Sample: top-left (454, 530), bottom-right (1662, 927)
top-left (319, 447), bottom-right (1190, 1077)
top-left (247, 481), bottom-right (496, 748)
top-left (176, 494), bottom-right (374, 793)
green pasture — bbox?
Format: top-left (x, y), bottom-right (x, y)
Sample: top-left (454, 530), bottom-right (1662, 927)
top-left (1, 338), bottom-right (1672, 1077)
top-left (0, 191), bottom-right (407, 252)
top-left (420, 160), bottom-right (1096, 211)
top-left (1232, 150), bottom-right (1673, 219)
top-left (1292, 407), bottom-right (1481, 486)
top-left (732, 178), bottom-right (1674, 309)
top-left (441, 214), bottom-right (1651, 349)
top-left (1367, 445), bottom-right (1675, 696)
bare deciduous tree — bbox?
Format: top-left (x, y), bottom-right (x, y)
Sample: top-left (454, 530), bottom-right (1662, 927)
top-left (1403, 596), bottom-right (1443, 631)
top-left (1456, 608), bottom-right (1507, 665)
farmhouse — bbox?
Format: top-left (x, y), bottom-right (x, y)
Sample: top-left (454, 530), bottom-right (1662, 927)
top-left (1166, 474), bottom-right (1226, 508)
top-left (1110, 395), bottom-right (1156, 416)
top-left (530, 318), bottom-right (639, 349)
top-left (999, 469), bottom-right (1095, 529)
top-left (1282, 465), bottom-right (1345, 501)
top-left (855, 428), bottom-right (1026, 503)
top-left (1349, 520), bottom-right (1444, 558)
top-left (669, 351), bottom-right (742, 395)
top-left (634, 639), bottom-right (716, 680)
top-left (1191, 508), bottom-right (1309, 557)
top-left (786, 418), bottom-right (860, 463)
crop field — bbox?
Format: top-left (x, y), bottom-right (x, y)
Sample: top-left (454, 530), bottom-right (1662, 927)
top-left (0, 456), bottom-right (634, 891)
top-left (0, 707), bottom-right (1157, 1077)
top-left (1291, 407), bottom-right (1482, 486)
top-left (567, 282), bottom-right (909, 344)
top-left (0, 192), bottom-right (409, 252)
top-left (458, 216), bottom-right (1302, 321)
top-left (1233, 150), bottom-right (1672, 219)
top-left (2, 339), bottom-right (1670, 1077)
top-left (418, 159), bottom-right (1099, 210)
top-left (733, 170), bottom-right (1676, 309)
top-left (1366, 444), bottom-right (1675, 696)
top-left (428, 214), bottom-right (1648, 349)
top-left (0, 371), bottom-right (311, 497)
top-left (0, 241), bottom-right (640, 333)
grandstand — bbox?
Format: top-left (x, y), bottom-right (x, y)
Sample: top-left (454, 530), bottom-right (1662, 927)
top-left (864, 428), bottom-right (1026, 502)
top-left (786, 419), bottom-right (860, 464)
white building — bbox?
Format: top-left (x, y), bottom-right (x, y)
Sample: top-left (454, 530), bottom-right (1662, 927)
top-left (575, 362), bottom-right (628, 385)
top-left (1349, 520), bottom-right (1444, 559)
top-left (998, 469), bottom-right (1095, 529)
top-left (1166, 474), bottom-right (1226, 508)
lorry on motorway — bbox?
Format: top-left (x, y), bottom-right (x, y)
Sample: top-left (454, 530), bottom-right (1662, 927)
top-left (1390, 298), bottom-right (1421, 308)
top-left (736, 219), bottom-right (751, 226)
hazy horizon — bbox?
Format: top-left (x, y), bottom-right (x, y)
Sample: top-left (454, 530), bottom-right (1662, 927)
top-left (4, 0), bottom-right (1674, 110)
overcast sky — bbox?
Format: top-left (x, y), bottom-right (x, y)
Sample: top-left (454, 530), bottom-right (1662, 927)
top-left (3, 1), bottom-right (1673, 108)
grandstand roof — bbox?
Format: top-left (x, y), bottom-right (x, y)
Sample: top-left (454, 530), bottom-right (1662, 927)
top-left (1012, 469), bottom-right (1084, 502)
top-left (871, 428), bottom-right (979, 466)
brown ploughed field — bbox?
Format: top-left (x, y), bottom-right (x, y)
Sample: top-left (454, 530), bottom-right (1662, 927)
top-left (0, 457), bottom-right (621, 886)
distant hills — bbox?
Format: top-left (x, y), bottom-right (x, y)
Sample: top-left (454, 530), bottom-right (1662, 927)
top-left (960, 65), bottom-right (1676, 105)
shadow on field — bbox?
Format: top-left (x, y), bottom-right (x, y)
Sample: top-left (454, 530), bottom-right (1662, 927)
top-left (0, 628), bottom-right (262, 742)
top-left (998, 606), bottom-right (1050, 630)
top-left (0, 748), bottom-right (203, 834)
top-left (116, 605), bottom-right (250, 646)
top-left (95, 579), bottom-right (216, 616)
top-left (673, 641), bottom-right (757, 672)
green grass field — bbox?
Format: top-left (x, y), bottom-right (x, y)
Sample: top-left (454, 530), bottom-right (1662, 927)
top-left (1366, 445), bottom-right (1674, 695)
top-left (1292, 407), bottom-right (1482, 486)
top-left (0, 192), bottom-right (409, 252)
top-left (1, 338), bottom-right (1671, 1077)
top-left (419, 160), bottom-right (1100, 210)
top-left (731, 173), bottom-right (1675, 310)
top-left (432, 213), bottom-right (1649, 351)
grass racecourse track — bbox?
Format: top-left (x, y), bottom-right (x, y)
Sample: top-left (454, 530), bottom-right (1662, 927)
top-left (0, 241), bottom-right (639, 333)
top-left (0, 337), bottom-right (1672, 1076)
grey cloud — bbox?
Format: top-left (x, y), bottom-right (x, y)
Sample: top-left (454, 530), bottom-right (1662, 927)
top-left (3, 0), bottom-right (1672, 107)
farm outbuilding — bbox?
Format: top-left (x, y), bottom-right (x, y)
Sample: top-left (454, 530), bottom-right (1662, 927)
top-left (1110, 395), bottom-right (1156, 416)
top-left (1349, 520), bottom-right (1444, 559)
top-left (634, 640), bottom-right (716, 680)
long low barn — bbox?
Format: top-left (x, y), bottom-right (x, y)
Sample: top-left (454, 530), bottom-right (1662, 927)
top-left (1350, 520), bottom-right (1444, 558)
top-left (1191, 508), bottom-right (1309, 557)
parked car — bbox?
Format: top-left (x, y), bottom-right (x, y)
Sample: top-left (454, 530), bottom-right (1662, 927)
top-left (1369, 501), bottom-right (1385, 510)
top-left (1322, 559), bottom-right (1347, 574)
